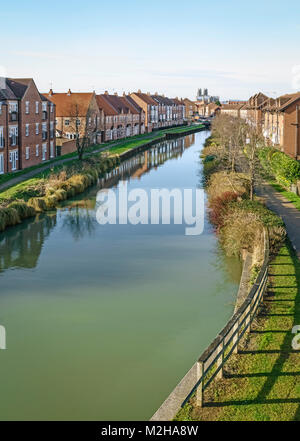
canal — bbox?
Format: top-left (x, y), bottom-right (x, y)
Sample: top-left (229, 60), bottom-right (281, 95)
top-left (0, 131), bottom-right (242, 420)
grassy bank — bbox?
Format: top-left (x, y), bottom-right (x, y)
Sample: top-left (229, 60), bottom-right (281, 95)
top-left (176, 241), bottom-right (300, 421)
top-left (0, 124), bottom-right (203, 187)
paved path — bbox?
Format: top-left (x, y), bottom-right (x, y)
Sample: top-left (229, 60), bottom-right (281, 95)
top-left (256, 182), bottom-right (300, 259)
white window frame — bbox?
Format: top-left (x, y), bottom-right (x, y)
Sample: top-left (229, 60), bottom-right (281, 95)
top-left (25, 101), bottom-right (30, 114)
top-left (50, 141), bottom-right (54, 158)
top-left (36, 123), bottom-right (39, 135)
top-left (35, 101), bottom-right (39, 114)
top-left (25, 124), bottom-right (29, 137)
top-left (36, 144), bottom-right (39, 157)
top-left (0, 127), bottom-right (4, 148)
top-left (42, 143), bottom-right (47, 161)
top-left (0, 153), bottom-right (4, 174)
top-left (25, 146), bottom-right (30, 160)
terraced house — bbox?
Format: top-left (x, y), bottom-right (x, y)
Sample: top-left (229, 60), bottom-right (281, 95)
top-left (96, 92), bottom-right (145, 141)
top-left (130, 91), bottom-right (159, 132)
top-left (45, 89), bottom-right (102, 153)
top-left (0, 78), bottom-right (56, 175)
top-left (261, 92), bottom-right (300, 159)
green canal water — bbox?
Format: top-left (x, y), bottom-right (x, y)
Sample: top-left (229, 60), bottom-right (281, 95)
top-left (0, 131), bottom-right (242, 420)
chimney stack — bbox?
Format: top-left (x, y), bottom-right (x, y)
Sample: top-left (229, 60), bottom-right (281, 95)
top-left (147, 92), bottom-right (150, 96)
top-left (104, 90), bottom-right (109, 95)
top-left (114, 92), bottom-right (118, 96)
top-left (67, 88), bottom-right (71, 96)
top-left (138, 89), bottom-right (141, 93)
top-left (49, 89), bottom-right (53, 96)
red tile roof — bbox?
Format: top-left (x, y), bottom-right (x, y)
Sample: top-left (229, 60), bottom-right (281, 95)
top-left (44, 92), bottom-right (94, 116)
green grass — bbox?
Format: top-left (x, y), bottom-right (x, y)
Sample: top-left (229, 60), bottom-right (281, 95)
top-left (0, 124), bottom-right (203, 197)
top-left (269, 182), bottom-right (300, 211)
top-left (0, 124), bottom-right (202, 188)
top-left (176, 241), bottom-right (300, 421)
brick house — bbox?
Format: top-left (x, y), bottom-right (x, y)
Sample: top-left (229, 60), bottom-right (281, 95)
top-left (182, 98), bottom-right (197, 121)
top-left (261, 93), bottom-right (300, 159)
top-left (243, 92), bottom-right (269, 127)
top-left (96, 92), bottom-right (145, 141)
top-left (45, 89), bottom-right (102, 152)
top-left (0, 78), bottom-right (56, 175)
top-left (171, 98), bottom-right (185, 125)
top-left (130, 91), bottom-right (159, 132)
top-left (196, 102), bottom-right (220, 118)
top-left (151, 93), bottom-right (176, 128)
top-left (219, 102), bottom-right (245, 118)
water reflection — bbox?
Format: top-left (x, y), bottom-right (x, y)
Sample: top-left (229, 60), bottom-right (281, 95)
top-left (0, 135), bottom-right (194, 272)
top-left (0, 214), bottom-right (56, 272)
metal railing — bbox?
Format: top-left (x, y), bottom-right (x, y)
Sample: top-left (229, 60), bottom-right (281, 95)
top-left (151, 230), bottom-right (269, 420)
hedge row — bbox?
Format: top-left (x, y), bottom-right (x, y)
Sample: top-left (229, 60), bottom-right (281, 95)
top-left (259, 147), bottom-right (300, 187)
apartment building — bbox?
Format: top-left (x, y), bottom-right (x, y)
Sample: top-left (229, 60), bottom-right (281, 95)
top-left (0, 78), bottom-right (56, 175)
top-left (171, 98), bottom-right (185, 125)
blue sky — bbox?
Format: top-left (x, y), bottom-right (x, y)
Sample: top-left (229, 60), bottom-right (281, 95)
top-left (1, 0), bottom-right (300, 100)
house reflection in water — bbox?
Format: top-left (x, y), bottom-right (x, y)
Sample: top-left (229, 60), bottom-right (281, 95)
top-left (0, 214), bottom-right (57, 271)
top-left (0, 134), bottom-right (196, 271)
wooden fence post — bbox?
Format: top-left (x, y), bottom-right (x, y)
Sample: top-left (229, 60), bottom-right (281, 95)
top-left (196, 361), bottom-right (204, 408)
top-left (216, 340), bottom-right (224, 380)
top-left (233, 317), bottom-right (240, 354)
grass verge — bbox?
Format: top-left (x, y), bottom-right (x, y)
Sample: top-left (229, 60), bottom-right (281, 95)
top-left (176, 240), bottom-right (300, 421)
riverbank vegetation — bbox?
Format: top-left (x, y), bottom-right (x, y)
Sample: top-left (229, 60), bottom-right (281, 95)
top-left (0, 124), bottom-right (203, 188)
top-left (202, 117), bottom-right (286, 263)
top-left (0, 153), bottom-right (120, 232)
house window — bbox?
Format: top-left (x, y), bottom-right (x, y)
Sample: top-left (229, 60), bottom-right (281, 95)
top-left (0, 127), bottom-right (3, 148)
top-left (42, 102), bottom-right (47, 112)
top-left (25, 146), bottom-right (30, 160)
top-left (9, 102), bottom-right (18, 113)
top-left (25, 101), bottom-right (30, 114)
top-left (50, 141), bottom-right (54, 158)
top-left (65, 119), bottom-right (70, 126)
top-left (25, 124), bottom-right (29, 136)
top-left (35, 102), bottom-right (39, 114)
top-left (50, 103), bottom-right (54, 113)
top-left (42, 144), bottom-right (47, 161)
top-left (0, 103), bottom-right (2, 115)
top-left (0, 153), bottom-right (3, 174)
top-left (76, 119), bottom-right (81, 126)
top-left (36, 123), bottom-right (39, 135)
top-left (9, 126), bottom-right (18, 146)
top-left (36, 145), bottom-right (39, 157)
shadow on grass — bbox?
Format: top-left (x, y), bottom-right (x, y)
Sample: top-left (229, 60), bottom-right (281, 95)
top-left (207, 242), bottom-right (300, 420)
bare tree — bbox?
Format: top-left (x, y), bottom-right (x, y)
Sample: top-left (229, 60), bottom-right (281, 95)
top-left (68, 104), bottom-right (97, 160)
top-left (240, 120), bottom-right (265, 200)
